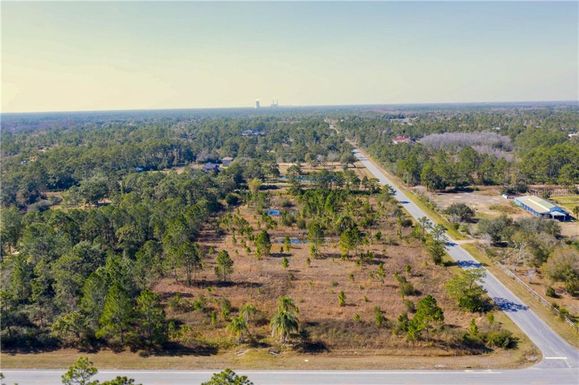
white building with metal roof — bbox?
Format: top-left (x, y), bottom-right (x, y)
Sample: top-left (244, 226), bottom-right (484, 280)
top-left (514, 195), bottom-right (571, 221)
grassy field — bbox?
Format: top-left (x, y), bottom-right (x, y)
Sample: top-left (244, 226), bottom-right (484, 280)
top-left (0, 343), bottom-right (538, 370)
top-left (155, 171), bottom-right (484, 353)
top-left (551, 195), bottom-right (579, 213)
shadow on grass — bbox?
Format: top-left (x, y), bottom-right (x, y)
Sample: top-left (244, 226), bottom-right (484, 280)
top-left (140, 342), bottom-right (219, 357)
top-left (296, 329), bottom-right (330, 353)
top-left (195, 280), bottom-right (263, 289)
top-left (270, 252), bottom-right (292, 258)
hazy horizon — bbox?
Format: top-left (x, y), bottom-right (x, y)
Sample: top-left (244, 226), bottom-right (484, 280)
top-left (2, 99), bottom-right (579, 116)
top-left (2, 2), bottom-right (578, 113)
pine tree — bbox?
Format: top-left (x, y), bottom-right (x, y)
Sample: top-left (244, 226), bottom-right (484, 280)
top-left (96, 284), bottom-right (133, 346)
top-left (283, 236), bottom-right (291, 253)
top-left (374, 306), bottom-right (386, 328)
top-left (406, 295), bottom-right (444, 341)
top-left (135, 290), bottom-right (167, 349)
top-left (201, 369), bottom-right (254, 385)
top-left (468, 318), bottom-right (479, 336)
top-left (61, 357), bottom-right (98, 385)
top-left (9, 254), bottom-right (32, 303)
top-left (215, 250), bottom-right (234, 282)
top-left (255, 230), bottom-right (271, 259)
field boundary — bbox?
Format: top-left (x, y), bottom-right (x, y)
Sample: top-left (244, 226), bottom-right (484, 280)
top-left (498, 264), bottom-right (578, 332)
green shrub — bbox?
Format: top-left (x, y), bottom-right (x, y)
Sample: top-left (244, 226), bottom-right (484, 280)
top-left (338, 291), bottom-right (346, 307)
top-left (483, 329), bottom-right (517, 349)
top-left (394, 273), bottom-right (416, 297)
top-left (403, 299), bottom-right (416, 313)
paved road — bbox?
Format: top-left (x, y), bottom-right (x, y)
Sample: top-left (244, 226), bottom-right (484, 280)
top-left (2, 367), bottom-right (579, 385)
top-left (3, 149), bottom-right (578, 385)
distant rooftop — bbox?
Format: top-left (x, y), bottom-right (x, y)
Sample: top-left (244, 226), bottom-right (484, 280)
top-left (514, 195), bottom-right (564, 215)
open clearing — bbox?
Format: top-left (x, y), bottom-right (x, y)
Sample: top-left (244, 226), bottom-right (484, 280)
top-left (551, 195), bottom-right (579, 213)
top-left (2, 164), bottom-right (539, 370)
top-left (421, 187), bottom-right (524, 220)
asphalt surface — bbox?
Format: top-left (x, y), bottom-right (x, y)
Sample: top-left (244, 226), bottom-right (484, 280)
top-left (3, 148), bottom-right (578, 385)
top-left (2, 367), bottom-right (579, 385)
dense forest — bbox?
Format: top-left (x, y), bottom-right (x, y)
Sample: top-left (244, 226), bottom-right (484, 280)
top-left (1, 115), bottom-right (350, 208)
top-left (0, 114), bottom-right (354, 350)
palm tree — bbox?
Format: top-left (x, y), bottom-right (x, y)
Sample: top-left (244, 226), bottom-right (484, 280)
top-left (227, 315), bottom-right (250, 343)
top-left (240, 303), bottom-right (257, 322)
top-left (276, 296), bottom-right (299, 314)
top-left (270, 310), bottom-right (299, 344)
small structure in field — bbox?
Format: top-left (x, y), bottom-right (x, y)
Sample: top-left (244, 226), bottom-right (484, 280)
top-left (392, 135), bottom-right (412, 144)
top-left (221, 157), bottom-right (234, 167)
top-left (266, 209), bottom-right (281, 217)
top-left (514, 195), bottom-right (571, 221)
top-left (203, 162), bottom-right (220, 173)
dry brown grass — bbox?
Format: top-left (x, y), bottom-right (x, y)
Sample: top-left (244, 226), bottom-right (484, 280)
top-left (278, 162), bottom-right (344, 175)
top-left (4, 164), bottom-right (540, 370)
top-left (0, 345), bottom-right (538, 370)
top-left (151, 176), bottom-right (534, 362)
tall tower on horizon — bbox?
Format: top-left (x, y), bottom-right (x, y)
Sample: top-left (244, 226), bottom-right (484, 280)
top-left (255, 99), bottom-right (260, 109)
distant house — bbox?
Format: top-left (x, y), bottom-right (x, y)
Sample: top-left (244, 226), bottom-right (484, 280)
top-left (241, 129), bottom-right (265, 137)
top-left (221, 157), bottom-right (234, 167)
top-left (134, 166), bottom-right (144, 172)
top-left (203, 162), bottom-right (220, 173)
top-left (392, 135), bottom-right (412, 144)
top-left (514, 196), bottom-right (571, 221)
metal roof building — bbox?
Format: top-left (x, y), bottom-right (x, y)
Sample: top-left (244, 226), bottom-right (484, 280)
top-left (514, 195), bottom-right (571, 221)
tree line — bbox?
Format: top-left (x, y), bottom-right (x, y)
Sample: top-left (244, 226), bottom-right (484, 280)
top-left (339, 108), bottom-right (579, 190)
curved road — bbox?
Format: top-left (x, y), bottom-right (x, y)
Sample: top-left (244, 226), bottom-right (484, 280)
top-left (3, 148), bottom-right (578, 384)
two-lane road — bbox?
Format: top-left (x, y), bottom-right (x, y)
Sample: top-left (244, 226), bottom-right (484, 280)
top-left (2, 367), bottom-right (579, 385)
top-left (3, 149), bottom-right (577, 384)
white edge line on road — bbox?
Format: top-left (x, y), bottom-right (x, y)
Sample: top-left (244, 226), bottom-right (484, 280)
top-left (0, 369), bottom-right (502, 375)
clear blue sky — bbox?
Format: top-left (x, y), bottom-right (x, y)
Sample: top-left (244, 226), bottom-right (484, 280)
top-left (2, 1), bottom-right (577, 112)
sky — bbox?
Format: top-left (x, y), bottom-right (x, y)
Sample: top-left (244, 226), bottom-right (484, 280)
top-left (1, 1), bottom-right (578, 113)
